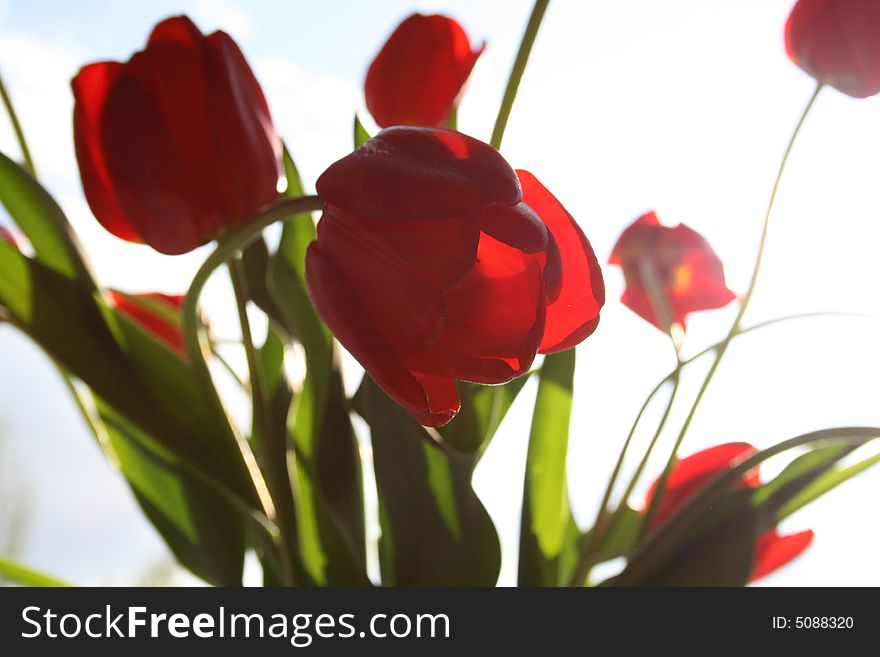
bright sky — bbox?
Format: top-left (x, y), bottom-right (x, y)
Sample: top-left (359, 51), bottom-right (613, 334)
top-left (1, 0), bottom-right (879, 586)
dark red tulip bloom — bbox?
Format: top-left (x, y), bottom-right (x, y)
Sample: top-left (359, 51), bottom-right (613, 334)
top-left (72, 15), bottom-right (282, 255)
top-left (646, 442), bottom-right (814, 582)
top-left (609, 211), bottom-right (735, 331)
top-left (110, 290), bottom-right (186, 353)
top-left (786, 0), bottom-right (880, 98)
top-left (365, 14), bottom-right (484, 128)
top-left (307, 127), bottom-right (604, 427)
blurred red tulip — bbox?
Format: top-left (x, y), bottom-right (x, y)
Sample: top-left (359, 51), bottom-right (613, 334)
top-left (307, 127), bottom-right (604, 427)
top-left (110, 290), bottom-right (186, 353)
top-left (609, 211), bottom-right (735, 331)
top-left (72, 15), bottom-right (282, 255)
top-left (645, 442), bottom-right (814, 582)
top-left (785, 0), bottom-right (880, 98)
top-left (365, 14), bottom-right (484, 128)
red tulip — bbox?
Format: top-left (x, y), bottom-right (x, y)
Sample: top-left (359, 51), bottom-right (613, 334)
top-left (365, 14), bottom-right (484, 128)
top-left (72, 15), bottom-right (282, 255)
top-left (609, 211), bottom-right (735, 331)
top-left (785, 0), bottom-right (880, 98)
top-left (645, 442), bottom-right (814, 582)
top-left (110, 291), bottom-right (187, 353)
top-left (306, 127), bottom-right (604, 427)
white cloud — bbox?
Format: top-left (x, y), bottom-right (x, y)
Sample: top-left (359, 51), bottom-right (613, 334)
top-left (188, 0), bottom-right (255, 40)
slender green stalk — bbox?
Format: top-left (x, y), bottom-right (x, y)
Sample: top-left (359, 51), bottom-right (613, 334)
top-left (0, 70), bottom-right (36, 177)
top-left (640, 83), bottom-right (823, 538)
top-left (229, 256), bottom-right (298, 586)
top-left (570, 258), bottom-right (681, 585)
top-left (209, 343), bottom-right (248, 390)
top-left (229, 258), bottom-right (271, 448)
top-left (490, 0), bottom-right (550, 149)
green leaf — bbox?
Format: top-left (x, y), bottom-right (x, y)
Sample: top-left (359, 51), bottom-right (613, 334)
top-left (354, 114), bottom-right (372, 149)
top-left (581, 505), bottom-right (642, 567)
top-left (437, 375), bottom-right (532, 454)
top-left (110, 303), bottom-right (256, 505)
top-left (96, 400), bottom-right (246, 586)
top-left (518, 351), bottom-right (578, 585)
top-left (354, 377), bottom-right (501, 586)
top-left (0, 557), bottom-right (69, 587)
top-left (0, 242), bottom-right (259, 584)
top-left (774, 448), bottom-right (880, 522)
top-left (267, 145), bottom-right (367, 585)
top-left (752, 444), bottom-right (854, 521)
top-left (0, 150), bottom-right (93, 286)
top-left (242, 237), bottom-right (287, 330)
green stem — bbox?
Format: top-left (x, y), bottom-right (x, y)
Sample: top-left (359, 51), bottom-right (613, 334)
top-left (639, 83), bottom-right (823, 538)
top-left (570, 257), bottom-right (682, 585)
top-left (209, 343), bottom-right (248, 390)
top-left (228, 256), bottom-right (298, 586)
top-left (182, 195), bottom-right (322, 438)
top-left (0, 70), bottom-right (36, 177)
top-left (490, 0), bottom-right (550, 150)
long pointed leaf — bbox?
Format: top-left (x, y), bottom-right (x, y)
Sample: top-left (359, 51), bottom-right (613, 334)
top-left (355, 377), bottom-right (501, 586)
top-left (519, 351), bottom-right (578, 585)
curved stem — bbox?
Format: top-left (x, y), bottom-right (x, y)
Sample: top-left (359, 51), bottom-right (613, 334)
top-left (490, 0), bottom-right (550, 150)
top-left (182, 194), bottom-right (323, 429)
top-left (640, 83), bottom-right (823, 536)
top-left (0, 70), bottom-right (36, 177)
top-left (209, 343), bottom-right (248, 390)
top-left (182, 194), bottom-right (321, 575)
top-left (228, 256), bottom-right (298, 586)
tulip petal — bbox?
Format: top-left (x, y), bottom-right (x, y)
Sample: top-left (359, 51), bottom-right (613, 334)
top-left (314, 207), bottom-right (449, 356)
top-left (316, 126), bottom-right (521, 221)
top-left (411, 233), bottom-right (545, 383)
top-left (99, 75), bottom-right (205, 254)
top-left (110, 291), bottom-right (185, 353)
top-left (477, 201), bottom-right (549, 254)
top-left (751, 529), bottom-right (814, 581)
top-left (516, 171), bottom-right (605, 354)
top-left (646, 442), bottom-right (758, 527)
top-left (72, 61), bottom-right (141, 243)
top-left (324, 206), bottom-right (480, 292)
top-left (305, 242), bottom-right (459, 427)
top-left (204, 31), bottom-right (281, 215)
top-left (148, 15), bottom-right (204, 47)
top-left (365, 13), bottom-right (484, 127)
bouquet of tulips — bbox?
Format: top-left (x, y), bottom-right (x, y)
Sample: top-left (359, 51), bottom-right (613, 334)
top-left (1, 0), bottom-right (879, 587)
